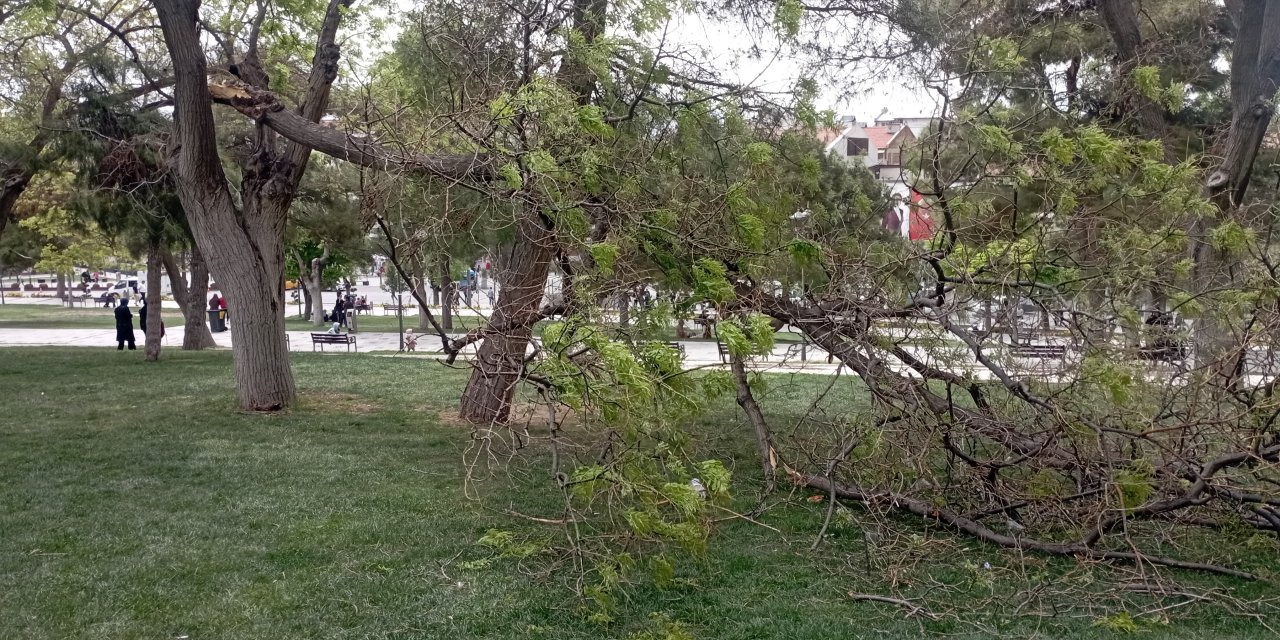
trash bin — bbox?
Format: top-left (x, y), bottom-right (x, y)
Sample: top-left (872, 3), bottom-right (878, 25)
top-left (208, 309), bottom-right (225, 332)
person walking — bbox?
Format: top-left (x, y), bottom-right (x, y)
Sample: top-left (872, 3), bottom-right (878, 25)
top-left (114, 298), bottom-right (136, 350)
top-left (332, 295), bottom-right (347, 328)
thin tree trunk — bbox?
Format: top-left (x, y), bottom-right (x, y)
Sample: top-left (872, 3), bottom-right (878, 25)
top-left (731, 354), bottom-right (777, 493)
top-left (458, 221), bottom-right (553, 424)
top-left (439, 256), bottom-right (454, 331)
top-left (415, 280), bottom-right (432, 331)
top-left (56, 272), bottom-right (66, 305)
top-left (410, 255), bottom-right (432, 331)
top-left (162, 246), bottom-right (216, 350)
top-left (144, 244), bottom-right (163, 361)
top-left (301, 285), bottom-right (312, 321)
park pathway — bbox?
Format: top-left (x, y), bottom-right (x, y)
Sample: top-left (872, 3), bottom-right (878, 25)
top-left (0, 326), bottom-right (852, 375)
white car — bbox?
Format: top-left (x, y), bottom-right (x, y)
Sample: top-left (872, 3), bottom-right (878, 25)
top-left (98, 280), bottom-right (140, 303)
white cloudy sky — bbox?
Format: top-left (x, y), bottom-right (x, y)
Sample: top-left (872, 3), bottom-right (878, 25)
top-left (658, 11), bottom-right (935, 120)
top-left (366, 0), bottom-right (936, 121)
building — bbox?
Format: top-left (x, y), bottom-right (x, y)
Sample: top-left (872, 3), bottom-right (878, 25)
top-left (821, 111), bottom-right (937, 240)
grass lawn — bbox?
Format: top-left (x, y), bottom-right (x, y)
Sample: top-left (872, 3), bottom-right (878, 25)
top-left (0, 304), bottom-right (186, 329)
top-left (284, 313), bottom-right (490, 333)
top-left (2, 348), bottom-right (1278, 638)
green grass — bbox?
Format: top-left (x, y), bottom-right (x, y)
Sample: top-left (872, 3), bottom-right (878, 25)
top-left (1, 349), bottom-right (1277, 638)
top-left (285, 312), bottom-right (490, 333)
top-left (0, 304), bottom-right (186, 329)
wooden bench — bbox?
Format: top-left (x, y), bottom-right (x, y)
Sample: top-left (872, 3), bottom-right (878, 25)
top-left (716, 341), bottom-right (730, 363)
top-left (310, 332), bottom-right (357, 352)
top-left (1010, 344), bottom-right (1066, 359)
top-left (382, 305), bottom-right (405, 316)
top-left (664, 341), bottom-right (686, 358)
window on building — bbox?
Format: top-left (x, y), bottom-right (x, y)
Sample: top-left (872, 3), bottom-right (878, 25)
top-left (884, 149), bottom-right (901, 165)
top-left (846, 137), bottom-right (869, 156)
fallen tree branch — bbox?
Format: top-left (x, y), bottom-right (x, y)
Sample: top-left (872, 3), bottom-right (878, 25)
top-left (802, 473), bottom-right (1256, 580)
top-left (847, 592), bottom-right (939, 620)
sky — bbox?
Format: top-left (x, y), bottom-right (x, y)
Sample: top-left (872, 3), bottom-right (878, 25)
top-left (371, 0), bottom-right (937, 122)
top-left (656, 10), bottom-right (936, 121)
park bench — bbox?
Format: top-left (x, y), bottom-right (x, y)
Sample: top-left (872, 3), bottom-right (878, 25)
top-left (664, 341), bottom-right (686, 359)
top-left (382, 304), bottom-right (410, 315)
top-left (1010, 344), bottom-right (1066, 359)
top-left (783, 343), bottom-right (809, 361)
top-left (715, 341), bottom-right (774, 363)
top-left (310, 332), bottom-right (357, 352)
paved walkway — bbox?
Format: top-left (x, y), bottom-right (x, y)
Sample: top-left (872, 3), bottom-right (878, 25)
top-left (0, 326), bottom-right (852, 374)
top-left (8, 326), bottom-right (1260, 385)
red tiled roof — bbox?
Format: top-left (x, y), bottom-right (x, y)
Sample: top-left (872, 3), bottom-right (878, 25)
top-left (863, 126), bottom-right (896, 150)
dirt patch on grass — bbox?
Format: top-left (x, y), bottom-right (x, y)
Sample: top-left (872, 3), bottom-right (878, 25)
top-left (299, 390), bottom-right (381, 414)
top-left (436, 402), bottom-right (580, 430)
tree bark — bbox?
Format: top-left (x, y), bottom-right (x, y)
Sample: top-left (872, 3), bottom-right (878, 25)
top-left (406, 254), bottom-right (432, 331)
top-left (162, 246), bottom-right (216, 349)
top-left (144, 244), bottom-right (163, 361)
top-left (1190, 0), bottom-right (1280, 379)
top-left (731, 355), bottom-right (776, 492)
top-left (56, 272), bottom-right (66, 305)
top-left (458, 220), bottom-right (553, 423)
top-left (296, 246), bottom-right (329, 326)
top-left (438, 255), bottom-right (454, 331)
top-left (154, 0), bottom-right (351, 410)
top-left (1096, 0), bottom-right (1178, 164)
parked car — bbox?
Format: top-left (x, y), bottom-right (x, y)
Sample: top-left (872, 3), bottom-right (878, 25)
top-left (101, 279), bottom-right (140, 301)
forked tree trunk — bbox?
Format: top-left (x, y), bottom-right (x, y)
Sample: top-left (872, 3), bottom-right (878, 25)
top-left (162, 246), bottom-right (217, 350)
top-left (458, 221), bottom-right (553, 424)
top-left (154, 0), bottom-right (351, 410)
top-left (303, 249), bottom-right (328, 326)
top-left (144, 245), bottom-right (163, 361)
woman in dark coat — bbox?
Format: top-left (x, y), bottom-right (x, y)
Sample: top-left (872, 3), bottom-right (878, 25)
top-left (139, 300), bottom-right (165, 341)
top-left (115, 299), bottom-right (136, 350)
top-left (332, 296), bottom-right (347, 328)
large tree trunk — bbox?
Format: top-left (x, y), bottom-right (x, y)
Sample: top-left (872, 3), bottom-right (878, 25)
top-left (458, 221), bottom-right (553, 423)
top-left (1190, 0), bottom-right (1280, 380)
top-left (162, 246), bottom-right (217, 350)
top-left (56, 272), bottom-right (66, 305)
top-left (144, 245), bottom-right (164, 361)
top-left (0, 170), bottom-right (34, 242)
top-left (154, 0), bottom-right (351, 410)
